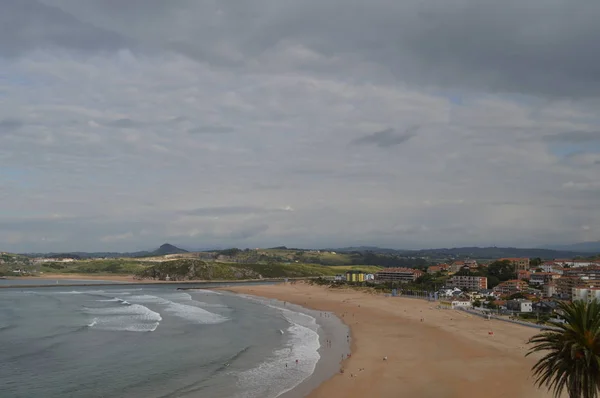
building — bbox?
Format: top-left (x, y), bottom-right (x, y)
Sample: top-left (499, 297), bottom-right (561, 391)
top-left (541, 263), bottom-right (564, 275)
top-left (493, 280), bottom-right (528, 296)
top-left (345, 271), bottom-right (366, 283)
top-left (451, 299), bottom-right (472, 309)
top-left (464, 259), bottom-right (478, 270)
top-left (572, 287), bottom-right (600, 303)
top-left (427, 264), bottom-right (449, 274)
top-left (543, 283), bottom-right (557, 298)
top-left (529, 272), bottom-right (560, 285)
top-left (554, 259), bottom-right (600, 268)
top-left (449, 275), bottom-right (488, 291)
top-left (555, 268), bottom-right (600, 300)
top-left (448, 261), bottom-right (465, 273)
top-left (556, 276), bottom-right (584, 300)
top-left (375, 268), bottom-right (424, 282)
top-left (499, 258), bottom-right (530, 271)
top-left (516, 270), bottom-right (531, 280)
top-left (507, 300), bottom-right (533, 313)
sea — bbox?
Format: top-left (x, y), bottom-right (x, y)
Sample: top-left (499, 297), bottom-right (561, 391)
top-left (0, 281), bottom-right (331, 398)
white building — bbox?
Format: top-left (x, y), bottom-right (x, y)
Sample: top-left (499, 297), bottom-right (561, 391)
top-left (451, 300), bottom-right (472, 309)
top-left (507, 300), bottom-right (533, 313)
top-left (572, 287), bottom-right (600, 303)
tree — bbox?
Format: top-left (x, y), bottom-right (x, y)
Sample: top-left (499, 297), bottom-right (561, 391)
top-left (487, 260), bottom-right (516, 282)
top-left (530, 257), bottom-right (543, 268)
top-left (526, 300), bottom-right (600, 398)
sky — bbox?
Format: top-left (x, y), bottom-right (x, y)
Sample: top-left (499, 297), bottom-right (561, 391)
top-left (1, 0), bottom-right (600, 252)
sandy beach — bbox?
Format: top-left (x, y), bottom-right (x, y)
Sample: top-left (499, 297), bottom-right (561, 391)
top-left (224, 282), bottom-right (556, 398)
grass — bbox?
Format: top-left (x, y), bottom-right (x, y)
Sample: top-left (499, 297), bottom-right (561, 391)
top-left (24, 256), bottom-right (383, 281)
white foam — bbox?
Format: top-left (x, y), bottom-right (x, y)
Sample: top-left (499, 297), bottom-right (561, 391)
top-left (164, 302), bottom-right (229, 324)
top-left (190, 289), bottom-right (222, 295)
top-left (85, 304), bottom-right (162, 332)
top-left (128, 295), bottom-right (170, 305)
top-left (234, 306), bottom-right (321, 398)
top-left (95, 298), bottom-right (130, 305)
top-left (55, 290), bottom-right (106, 295)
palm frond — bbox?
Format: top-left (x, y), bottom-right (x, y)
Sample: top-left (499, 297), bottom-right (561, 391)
top-left (527, 300), bottom-right (600, 398)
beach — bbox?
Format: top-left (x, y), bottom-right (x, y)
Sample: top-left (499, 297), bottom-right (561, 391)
top-left (224, 282), bottom-right (557, 398)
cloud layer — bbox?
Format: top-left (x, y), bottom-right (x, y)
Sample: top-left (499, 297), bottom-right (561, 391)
top-left (1, 0), bottom-right (599, 251)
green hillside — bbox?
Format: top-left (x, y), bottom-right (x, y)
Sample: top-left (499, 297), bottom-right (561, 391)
top-left (138, 259), bottom-right (382, 281)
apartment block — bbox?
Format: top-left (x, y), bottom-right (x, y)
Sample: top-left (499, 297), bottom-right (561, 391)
top-left (449, 275), bottom-right (488, 291)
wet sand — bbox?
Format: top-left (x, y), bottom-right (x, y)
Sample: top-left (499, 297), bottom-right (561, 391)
top-left (224, 283), bottom-right (556, 398)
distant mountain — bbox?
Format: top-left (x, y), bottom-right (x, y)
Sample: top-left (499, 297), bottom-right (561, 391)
top-left (329, 246), bottom-right (401, 254)
top-left (404, 247), bottom-right (589, 259)
top-left (330, 246), bottom-right (588, 259)
top-left (151, 243), bottom-right (188, 256)
top-left (541, 241), bottom-right (600, 254)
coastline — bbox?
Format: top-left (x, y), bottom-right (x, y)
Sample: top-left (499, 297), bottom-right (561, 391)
top-left (223, 282), bottom-right (557, 398)
top-left (220, 290), bottom-right (350, 398)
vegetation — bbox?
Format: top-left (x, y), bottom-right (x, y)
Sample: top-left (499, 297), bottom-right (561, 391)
top-left (40, 259), bottom-right (148, 274)
top-left (527, 300), bottom-right (600, 398)
top-left (137, 259), bottom-right (382, 281)
top-left (454, 259), bottom-right (515, 288)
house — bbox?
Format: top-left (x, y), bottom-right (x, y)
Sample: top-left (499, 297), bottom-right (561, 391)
top-left (448, 261), bottom-right (465, 273)
top-left (507, 299), bottom-right (533, 313)
top-left (516, 270), bottom-right (531, 280)
top-left (345, 271), bottom-right (366, 283)
top-left (375, 268), bottom-right (424, 282)
top-left (541, 263), bottom-right (564, 275)
top-left (498, 258), bottom-right (530, 271)
top-left (449, 275), bottom-right (488, 291)
top-left (533, 300), bottom-right (559, 314)
top-left (451, 299), bottom-right (472, 309)
top-left (464, 259), bottom-right (478, 269)
top-left (529, 272), bottom-right (560, 286)
top-left (365, 274), bottom-right (375, 281)
top-left (427, 264), bottom-right (449, 274)
top-left (439, 287), bottom-right (463, 297)
top-left (493, 280), bottom-right (528, 296)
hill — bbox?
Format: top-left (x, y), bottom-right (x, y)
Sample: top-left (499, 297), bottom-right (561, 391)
top-left (541, 241), bottom-right (600, 254)
top-left (137, 259), bottom-right (381, 281)
top-left (331, 246), bottom-right (590, 259)
top-left (151, 243), bottom-right (188, 256)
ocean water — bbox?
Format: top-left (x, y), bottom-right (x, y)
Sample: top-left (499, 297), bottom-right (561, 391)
top-left (0, 284), bottom-right (322, 398)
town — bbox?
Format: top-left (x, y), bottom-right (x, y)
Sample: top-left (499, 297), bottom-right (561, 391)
top-left (330, 257), bottom-right (600, 326)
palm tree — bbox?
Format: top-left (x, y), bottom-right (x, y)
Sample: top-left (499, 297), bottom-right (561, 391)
top-left (526, 300), bottom-right (600, 398)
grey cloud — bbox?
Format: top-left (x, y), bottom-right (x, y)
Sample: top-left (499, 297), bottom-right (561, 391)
top-left (225, 223), bottom-right (269, 240)
top-left (0, 0), bottom-right (132, 56)
top-left (545, 131), bottom-right (600, 142)
top-left (104, 118), bottom-right (140, 128)
top-left (0, 119), bottom-right (24, 133)
top-left (28, 0), bottom-right (600, 98)
top-left (181, 206), bottom-right (289, 217)
top-left (351, 127), bottom-right (417, 148)
top-left (188, 126), bottom-right (235, 134)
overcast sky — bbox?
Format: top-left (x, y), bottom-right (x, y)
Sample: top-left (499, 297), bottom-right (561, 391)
top-left (1, 0), bottom-right (600, 252)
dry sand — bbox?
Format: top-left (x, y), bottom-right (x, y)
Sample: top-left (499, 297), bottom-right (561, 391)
top-left (225, 282), bottom-right (556, 398)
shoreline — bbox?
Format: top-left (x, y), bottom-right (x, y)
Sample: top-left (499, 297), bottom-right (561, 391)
top-left (223, 291), bottom-right (350, 398)
top-left (223, 282), bottom-right (556, 398)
